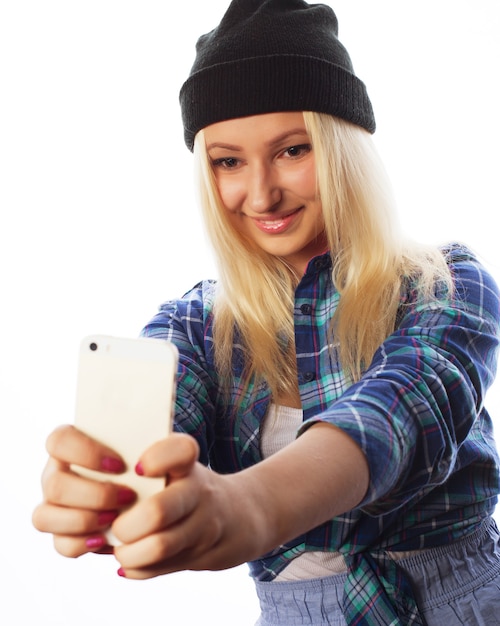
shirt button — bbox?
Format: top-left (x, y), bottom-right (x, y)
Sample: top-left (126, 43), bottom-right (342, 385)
top-left (303, 372), bottom-right (315, 382)
top-left (300, 303), bottom-right (312, 315)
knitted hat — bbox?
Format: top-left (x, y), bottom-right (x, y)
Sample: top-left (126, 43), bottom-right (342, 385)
top-left (179, 0), bottom-right (375, 150)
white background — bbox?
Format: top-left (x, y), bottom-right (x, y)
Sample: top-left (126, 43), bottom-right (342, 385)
top-left (1, 1), bottom-right (499, 624)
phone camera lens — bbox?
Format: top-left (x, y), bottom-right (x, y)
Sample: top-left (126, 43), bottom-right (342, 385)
top-left (89, 342), bottom-right (98, 351)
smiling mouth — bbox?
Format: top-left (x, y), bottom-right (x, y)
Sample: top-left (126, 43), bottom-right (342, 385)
top-left (252, 207), bottom-right (303, 234)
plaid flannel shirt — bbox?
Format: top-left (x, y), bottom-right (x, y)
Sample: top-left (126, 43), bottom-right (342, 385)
top-left (142, 244), bottom-right (500, 625)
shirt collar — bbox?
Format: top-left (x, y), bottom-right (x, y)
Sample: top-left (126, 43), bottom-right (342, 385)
top-left (303, 251), bottom-right (332, 276)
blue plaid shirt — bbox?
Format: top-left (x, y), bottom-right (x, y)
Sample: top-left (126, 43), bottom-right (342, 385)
top-left (142, 244), bottom-right (500, 625)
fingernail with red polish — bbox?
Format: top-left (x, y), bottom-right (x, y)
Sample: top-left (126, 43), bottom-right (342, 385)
top-left (98, 510), bottom-right (119, 526)
top-left (117, 568), bottom-right (126, 578)
top-left (86, 536), bottom-right (106, 549)
top-left (135, 462), bottom-right (144, 476)
top-left (101, 456), bottom-right (125, 473)
top-left (117, 488), bottom-right (136, 506)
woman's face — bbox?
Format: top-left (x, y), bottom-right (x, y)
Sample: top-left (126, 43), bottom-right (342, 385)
top-left (204, 112), bottom-right (327, 274)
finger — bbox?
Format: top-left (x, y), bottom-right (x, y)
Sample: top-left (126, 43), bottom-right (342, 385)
top-left (116, 522), bottom-right (245, 580)
top-left (138, 433), bottom-right (199, 479)
top-left (112, 474), bottom-right (199, 544)
top-left (114, 517), bottom-right (227, 580)
top-left (114, 527), bottom-right (192, 573)
top-left (32, 502), bottom-right (119, 536)
top-left (46, 425), bottom-right (125, 473)
top-left (42, 463), bottom-right (136, 510)
top-left (114, 480), bottom-right (224, 570)
top-left (116, 547), bottom-right (227, 580)
top-left (53, 533), bottom-right (113, 559)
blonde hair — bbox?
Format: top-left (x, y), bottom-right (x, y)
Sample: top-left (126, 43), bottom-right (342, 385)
top-left (193, 112), bottom-right (452, 396)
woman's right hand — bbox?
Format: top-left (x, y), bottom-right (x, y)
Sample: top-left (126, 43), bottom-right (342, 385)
top-left (32, 425), bottom-right (137, 557)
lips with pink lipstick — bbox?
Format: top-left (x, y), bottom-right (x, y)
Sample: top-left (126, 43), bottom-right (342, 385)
top-left (251, 207), bottom-right (304, 234)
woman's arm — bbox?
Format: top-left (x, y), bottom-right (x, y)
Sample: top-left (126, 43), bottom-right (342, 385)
top-left (111, 422), bottom-right (368, 579)
top-left (301, 248), bottom-right (500, 514)
top-left (141, 280), bottom-right (219, 465)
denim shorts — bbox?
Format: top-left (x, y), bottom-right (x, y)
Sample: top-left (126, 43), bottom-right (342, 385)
top-left (254, 517), bottom-right (500, 625)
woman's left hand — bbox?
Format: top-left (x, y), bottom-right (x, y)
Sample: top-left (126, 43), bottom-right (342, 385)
top-left (111, 433), bottom-right (264, 579)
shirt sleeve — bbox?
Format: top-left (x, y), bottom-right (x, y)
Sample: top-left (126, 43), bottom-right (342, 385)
top-left (140, 280), bottom-right (218, 466)
top-left (299, 247), bottom-right (500, 513)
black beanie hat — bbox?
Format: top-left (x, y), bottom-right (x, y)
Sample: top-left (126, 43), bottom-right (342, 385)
top-left (179, 0), bottom-right (375, 150)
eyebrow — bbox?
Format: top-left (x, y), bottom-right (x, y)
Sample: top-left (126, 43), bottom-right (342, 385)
top-left (206, 128), bottom-right (310, 152)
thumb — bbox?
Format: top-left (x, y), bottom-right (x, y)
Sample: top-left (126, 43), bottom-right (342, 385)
top-left (136, 433), bottom-right (200, 480)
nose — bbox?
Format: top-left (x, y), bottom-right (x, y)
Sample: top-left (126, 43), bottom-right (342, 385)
top-left (245, 163), bottom-right (282, 214)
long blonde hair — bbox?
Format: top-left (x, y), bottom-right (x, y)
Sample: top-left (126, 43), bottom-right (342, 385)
top-left (193, 112), bottom-right (452, 396)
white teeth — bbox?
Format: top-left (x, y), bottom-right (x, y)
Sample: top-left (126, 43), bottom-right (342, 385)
top-left (260, 220), bottom-right (285, 229)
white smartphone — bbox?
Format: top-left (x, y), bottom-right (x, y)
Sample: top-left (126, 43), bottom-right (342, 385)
top-left (72, 334), bottom-right (178, 544)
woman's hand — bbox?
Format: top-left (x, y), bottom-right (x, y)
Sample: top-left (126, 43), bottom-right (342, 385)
top-left (34, 422), bottom-right (368, 581)
top-left (112, 424), bottom-right (368, 581)
top-left (32, 425), bottom-right (137, 557)
top-left (112, 433), bottom-right (267, 580)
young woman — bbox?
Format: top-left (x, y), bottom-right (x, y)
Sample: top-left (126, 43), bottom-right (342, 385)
top-left (32, 1), bottom-right (500, 624)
